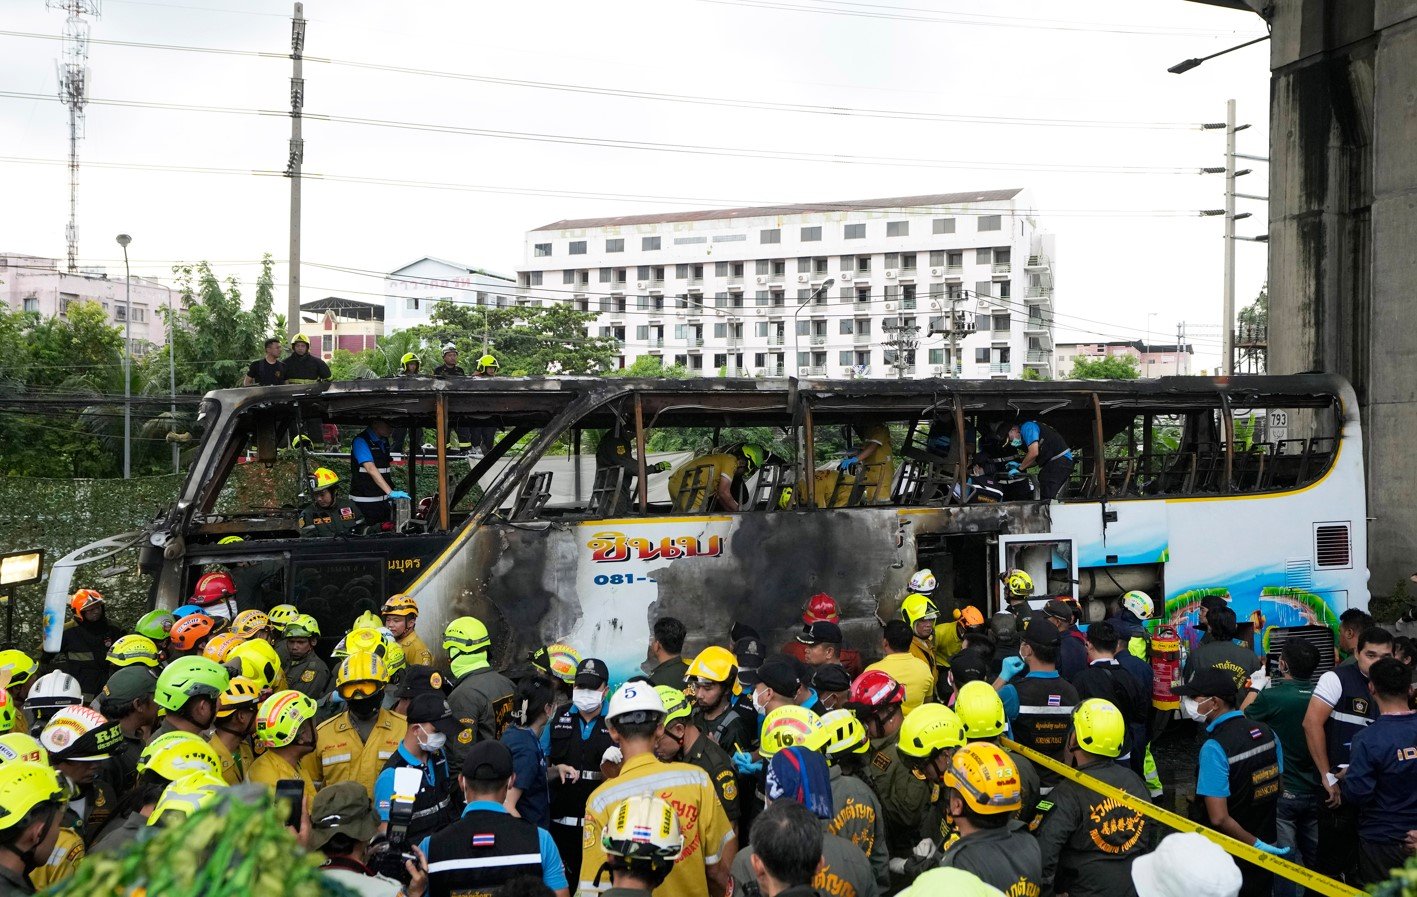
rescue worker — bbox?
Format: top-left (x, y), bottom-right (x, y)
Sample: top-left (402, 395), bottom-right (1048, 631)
top-left (995, 617), bottom-right (1078, 788)
top-left (298, 467), bottom-right (364, 537)
top-left (230, 610), bottom-right (273, 645)
top-left (209, 676), bottom-right (260, 785)
top-left (850, 671), bottom-right (931, 861)
top-left (463, 353), bottom-right (501, 455)
top-left (579, 682), bottom-right (735, 897)
top-left (314, 652), bottom-right (407, 796)
top-left (817, 422), bottom-right (895, 508)
top-left (730, 747), bottom-right (877, 897)
top-left (283, 615), bottom-right (331, 699)
top-left (1303, 624), bottom-right (1393, 883)
top-left (1338, 656), bottom-right (1417, 886)
top-left (105, 635), bottom-right (159, 676)
top-left (991, 569), bottom-right (1035, 661)
top-left (0, 760), bottom-right (66, 896)
top-left (418, 740), bottom-right (570, 897)
top-left (809, 709), bottom-right (889, 892)
top-left (594, 423), bottom-right (671, 515)
top-left (501, 676), bottom-right (556, 828)
top-left (1181, 607), bottom-right (1261, 697)
top-left (1071, 621), bottom-right (1149, 775)
top-left (891, 703), bottom-right (968, 875)
top-left (284, 333), bottom-right (331, 382)
top-left (349, 418), bottom-right (410, 526)
top-left (443, 616), bottom-right (515, 766)
top-left (1176, 668), bottom-right (1287, 897)
top-left (373, 692), bottom-right (458, 843)
top-left (999, 417), bottom-right (1073, 501)
top-left (898, 593), bottom-right (942, 694)
top-left (936, 743), bottom-right (1043, 895)
top-left (781, 594), bottom-right (864, 678)
top-left (594, 795), bottom-right (684, 897)
top-left (243, 337), bottom-right (285, 387)
top-left (953, 680), bottom-right (1041, 825)
top-left (548, 658), bottom-right (614, 884)
top-left (152, 656), bottom-right (229, 739)
top-left (39, 706), bottom-right (123, 843)
top-left (645, 617), bottom-right (690, 689)
top-left (0, 652), bottom-right (38, 736)
top-left (248, 689), bottom-right (321, 806)
top-left (666, 443), bottom-right (764, 512)
top-left (1043, 598), bottom-right (1089, 680)
top-left (23, 671), bottom-right (82, 734)
top-left (267, 604), bottom-right (299, 660)
top-left (382, 594), bottom-right (433, 668)
top-left (1106, 590), bottom-right (1154, 663)
top-left (55, 589), bottom-right (123, 700)
top-left (95, 665), bottom-right (160, 796)
top-left (863, 621), bottom-right (933, 715)
top-left (473, 353), bottom-right (499, 376)
top-left (687, 647), bottom-right (755, 751)
top-left (1034, 699), bottom-right (1150, 897)
top-left (653, 685), bottom-right (739, 827)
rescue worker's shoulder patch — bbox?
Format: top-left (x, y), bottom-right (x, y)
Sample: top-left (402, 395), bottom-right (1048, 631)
top-left (716, 769), bottom-right (738, 802)
top-left (871, 751), bottom-right (892, 772)
top-left (457, 717), bottom-right (476, 744)
top-left (301, 670), bottom-right (316, 683)
top-left (1027, 799), bottom-right (1055, 833)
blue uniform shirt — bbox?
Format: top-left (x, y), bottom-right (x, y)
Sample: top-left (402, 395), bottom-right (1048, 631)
top-left (1021, 421), bottom-right (1072, 461)
top-left (501, 725), bottom-right (551, 830)
top-left (373, 743), bottom-right (451, 821)
top-left (1341, 711), bottom-right (1417, 843)
top-left (1196, 710), bottom-right (1284, 798)
top-left (418, 800), bottom-right (569, 892)
top-left (351, 429), bottom-right (388, 467)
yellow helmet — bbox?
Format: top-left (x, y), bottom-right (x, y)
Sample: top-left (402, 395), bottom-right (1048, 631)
top-left (443, 616), bottom-right (490, 658)
top-left (229, 639), bottom-right (284, 691)
top-left (383, 640), bottom-right (406, 678)
top-left (0, 761), bottom-right (63, 832)
top-left (401, 351), bottom-right (421, 368)
top-left (547, 643), bottom-right (582, 686)
top-left (475, 354), bottom-right (499, 372)
top-left (1004, 569), bottom-right (1034, 598)
top-left (148, 770), bottom-right (227, 827)
top-left (954, 680), bottom-right (1007, 740)
top-left (202, 632), bottom-right (246, 663)
top-left (285, 614), bottom-right (320, 639)
top-left (267, 605), bottom-right (299, 632)
top-left (897, 703), bottom-right (966, 762)
top-left (336, 627), bottom-right (388, 662)
top-left (381, 594), bottom-right (418, 617)
top-left (686, 646), bottom-right (738, 685)
top-left (943, 742), bottom-right (1023, 815)
top-left (291, 333), bottom-right (310, 347)
top-left (255, 690), bottom-right (318, 748)
top-left (335, 652), bottom-right (389, 699)
top-left (900, 592), bottom-right (939, 628)
top-left (739, 444), bottom-right (765, 474)
top-left (1072, 698), bottom-right (1126, 759)
top-left (806, 708), bottom-right (869, 759)
top-left (138, 731), bottom-right (221, 782)
top-left (655, 685), bottom-right (694, 729)
top-left (107, 634), bottom-right (160, 668)
top-left (0, 650), bottom-right (38, 688)
top-left (759, 705), bottom-right (822, 758)
top-left (310, 467), bottom-right (340, 492)
top-left (601, 795), bottom-right (683, 870)
top-left (352, 611), bottom-right (382, 631)
top-left (0, 733), bottom-right (46, 765)
top-left (217, 676), bottom-right (261, 719)
top-left (231, 610), bottom-right (271, 639)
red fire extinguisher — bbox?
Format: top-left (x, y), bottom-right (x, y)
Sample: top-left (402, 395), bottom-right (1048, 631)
top-left (1151, 625), bottom-right (1181, 711)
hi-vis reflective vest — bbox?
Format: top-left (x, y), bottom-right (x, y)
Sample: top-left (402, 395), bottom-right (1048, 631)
top-left (314, 708), bottom-right (408, 796)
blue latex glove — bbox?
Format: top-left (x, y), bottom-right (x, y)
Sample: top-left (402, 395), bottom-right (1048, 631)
top-left (838, 457), bottom-right (858, 471)
top-left (732, 750), bottom-right (763, 775)
top-left (1005, 461), bottom-right (1022, 475)
top-left (1000, 655), bottom-right (1027, 681)
top-left (387, 490), bottom-right (411, 501)
top-left (1253, 840), bottom-right (1291, 856)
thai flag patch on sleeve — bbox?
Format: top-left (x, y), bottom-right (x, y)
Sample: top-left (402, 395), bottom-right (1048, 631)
top-left (1250, 728), bottom-right (1264, 740)
top-left (1048, 695), bottom-right (1061, 707)
top-left (473, 834), bottom-right (495, 847)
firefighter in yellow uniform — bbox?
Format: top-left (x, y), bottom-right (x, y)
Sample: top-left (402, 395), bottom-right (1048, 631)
top-left (209, 676), bottom-right (261, 785)
top-left (312, 652), bottom-right (407, 796)
top-left (813, 423), bottom-right (895, 507)
top-left (247, 689), bottom-right (320, 807)
top-left (381, 595), bottom-right (433, 668)
top-left (666, 445), bottom-right (763, 512)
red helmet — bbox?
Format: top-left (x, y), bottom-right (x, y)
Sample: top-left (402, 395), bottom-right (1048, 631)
top-left (169, 614), bottom-right (217, 652)
top-left (849, 670), bottom-right (904, 709)
top-left (803, 593), bottom-right (840, 625)
top-left (191, 573), bottom-right (236, 607)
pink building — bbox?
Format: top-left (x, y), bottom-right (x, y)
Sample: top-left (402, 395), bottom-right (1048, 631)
top-left (299, 296), bottom-right (385, 360)
top-left (1, 253), bottom-right (173, 353)
top-left (1055, 339), bottom-right (1193, 378)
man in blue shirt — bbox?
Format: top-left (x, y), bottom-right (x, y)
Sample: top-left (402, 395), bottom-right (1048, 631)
top-left (349, 418), bottom-right (408, 526)
top-left (375, 693), bottom-right (458, 843)
top-left (1339, 656), bottom-right (1417, 886)
top-left (1000, 419), bottom-right (1073, 501)
top-left (419, 740), bottom-right (569, 897)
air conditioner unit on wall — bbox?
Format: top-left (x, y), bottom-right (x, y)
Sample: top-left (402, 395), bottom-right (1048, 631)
top-left (885, 270), bottom-right (897, 279)
top-left (930, 267), bottom-right (943, 277)
top-left (756, 275), bottom-right (768, 285)
top-left (797, 274), bottom-right (808, 284)
top-left (636, 281), bottom-right (648, 290)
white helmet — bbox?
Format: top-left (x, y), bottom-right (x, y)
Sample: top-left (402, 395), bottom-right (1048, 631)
top-left (602, 795), bottom-right (684, 868)
top-left (442, 342), bottom-right (457, 355)
top-left (607, 681), bottom-right (666, 723)
top-left (40, 706), bottom-right (121, 762)
top-left (909, 569), bottom-right (938, 593)
top-left (1122, 590), bottom-right (1154, 621)
top-left (25, 671), bottom-right (82, 711)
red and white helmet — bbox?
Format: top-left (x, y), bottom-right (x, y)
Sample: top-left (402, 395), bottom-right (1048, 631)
top-left (191, 572), bottom-right (236, 608)
top-left (848, 670), bottom-right (904, 710)
top-left (803, 593), bottom-right (840, 625)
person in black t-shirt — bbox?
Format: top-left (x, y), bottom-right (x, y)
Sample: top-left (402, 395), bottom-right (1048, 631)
top-left (244, 337), bottom-right (286, 386)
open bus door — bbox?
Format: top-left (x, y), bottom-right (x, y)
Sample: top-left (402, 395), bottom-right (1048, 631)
top-left (996, 533), bottom-right (1077, 615)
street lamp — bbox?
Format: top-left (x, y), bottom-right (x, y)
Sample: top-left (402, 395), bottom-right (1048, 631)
top-left (791, 278), bottom-right (835, 377)
top-left (1167, 34), bottom-right (1269, 74)
top-left (116, 233), bottom-right (132, 479)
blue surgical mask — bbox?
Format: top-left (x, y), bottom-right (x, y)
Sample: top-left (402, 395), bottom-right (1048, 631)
top-left (1010, 438), bottom-right (1022, 448)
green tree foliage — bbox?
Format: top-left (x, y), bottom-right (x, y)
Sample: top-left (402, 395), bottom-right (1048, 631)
top-left (606, 355), bottom-right (690, 379)
top-left (1068, 354), bottom-right (1140, 380)
top-left (1238, 283), bottom-right (1268, 330)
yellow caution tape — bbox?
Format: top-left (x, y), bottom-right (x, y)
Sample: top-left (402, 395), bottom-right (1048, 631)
top-left (1000, 738), bottom-right (1362, 897)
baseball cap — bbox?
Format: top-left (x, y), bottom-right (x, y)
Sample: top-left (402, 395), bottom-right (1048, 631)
top-left (1131, 832), bottom-right (1242, 897)
top-left (102, 666), bottom-right (158, 704)
top-left (1171, 668), bottom-right (1240, 701)
top-left (575, 658), bottom-right (610, 689)
top-left (812, 663), bottom-right (852, 694)
top-left (309, 781), bottom-right (380, 851)
top-left (947, 649), bottom-right (991, 685)
top-left (405, 693), bottom-right (461, 740)
top-left (463, 740), bottom-right (514, 781)
top-left (749, 657), bottom-right (800, 697)
top-left (796, 621), bottom-right (843, 646)
top-left (730, 622), bottom-right (761, 643)
top-left (1023, 616), bottom-right (1062, 648)
top-left (397, 665), bottom-right (448, 701)
top-left (1200, 594), bottom-right (1231, 613)
top-left (1042, 599), bottom-right (1076, 624)
top-left (734, 636), bottom-right (765, 673)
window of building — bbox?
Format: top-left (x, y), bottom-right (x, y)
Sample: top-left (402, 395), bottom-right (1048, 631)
top-left (636, 325), bottom-right (649, 340)
top-left (839, 287), bottom-right (854, 302)
top-left (856, 287), bottom-right (871, 303)
top-left (884, 284), bottom-right (899, 301)
top-left (715, 261), bottom-right (729, 276)
top-left (995, 248), bottom-right (1011, 265)
top-left (856, 318), bottom-right (871, 336)
top-left (562, 270), bottom-right (576, 284)
top-left (569, 241), bottom-right (587, 255)
top-left (856, 256), bottom-right (871, 274)
top-left (606, 238), bottom-right (624, 253)
top-left (404, 297), bottom-right (420, 311)
top-left (930, 250), bottom-right (945, 267)
top-left (975, 249), bottom-right (993, 265)
top-left (992, 313), bottom-right (1011, 332)
top-left (885, 253), bottom-right (899, 269)
top-left (901, 253), bottom-right (916, 270)
top-left (814, 257), bottom-right (829, 274)
top-left (997, 280), bottom-right (1011, 299)
top-left (947, 251), bottom-right (963, 268)
top-left (642, 236), bottom-right (661, 251)
top-left (529, 271), bottom-right (543, 286)
top-left (836, 350), bottom-right (852, 366)
top-left (615, 269), bottom-right (628, 284)
top-left (975, 348), bottom-right (990, 363)
top-left (534, 243), bottom-right (552, 257)
top-left (637, 266), bottom-right (651, 281)
top-left (771, 259), bottom-right (786, 276)
top-left (801, 226), bottom-right (822, 242)
top-left (975, 281), bottom-right (993, 300)
top-left (22, 296), bottom-right (38, 313)
top-left (978, 215), bottom-right (1002, 232)
top-left (797, 257), bottom-right (812, 274)
top-left (839, 319), bottom-right (854, 335)
top-left (674, 236), bottom-right (708, 245)
top-left (754, 352), bottom-right (767, 367)
top-left (115, 305), bottom-right (127, 321)
top-left (711, 323), bottom-right (726, 338)
top-left (599, 268), bottom-right (612, 283)
top-left (933, 218), bottom-right (955, 235)
top-left (713, 353), bottom-right (727, 368)
top-left (755, 259), bottom-right (770, 275)
top-left (755, 291), bottom-right (769, 305)
top-left (760, 228), bottom-right (781, 244)
top-left (844, 223), bottom-right (866, 239)
top-left (886, 220), bottom-right (909, 237)
top-left (929, 348), bottom-right (944, 364)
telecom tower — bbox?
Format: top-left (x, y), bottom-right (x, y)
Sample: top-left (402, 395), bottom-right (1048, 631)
top-left (48, 0), bottom-right (99, 273)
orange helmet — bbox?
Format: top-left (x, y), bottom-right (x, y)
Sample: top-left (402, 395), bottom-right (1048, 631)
top-left (958, 606), bottom-right (985, 628)
top-left (191, 572), bottom-right (236, 608)
top-left (69, 589), bottom-right (105, 617)
top-left (169, 614), bottom-right (217, 652)
top-left (202, 633), bottom-right (245, 663)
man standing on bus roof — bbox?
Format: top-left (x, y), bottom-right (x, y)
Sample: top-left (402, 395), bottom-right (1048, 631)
top-left (284, 333), bottom-right (331, 383)
top-left (349, 418), bottom-right (409, 526)
top-left (243, 337), bottom-right (286, 387)
top-left (595, 423), bottom-right (670, 516)
top-left (999, 418), bottom-right (1073, 501)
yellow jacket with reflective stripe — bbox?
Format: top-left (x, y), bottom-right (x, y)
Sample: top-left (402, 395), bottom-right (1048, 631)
top-left (28, 827), bottom-right (84, 891)
top-left (313, 708), bottom-right (408, 797)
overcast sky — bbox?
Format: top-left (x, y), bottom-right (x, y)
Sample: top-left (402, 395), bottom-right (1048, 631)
top-left (1, 0), bottom-right (1270, 371)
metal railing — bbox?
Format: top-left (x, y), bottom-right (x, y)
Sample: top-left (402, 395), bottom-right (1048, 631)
top-left (809, 335), bottom-right (827, 346)
top-left (988, 362), bottom-right (1012, 374)
top-left (1025, 351), bottom-right (1051, 364)
top-left (992, 262), bottom-right (1012, 275)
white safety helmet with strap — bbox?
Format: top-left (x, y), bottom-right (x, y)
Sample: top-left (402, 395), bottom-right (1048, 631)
top-left (909, 568), bottom-right (938, 594)
top-left (606, 681), bottom-right (665, 726)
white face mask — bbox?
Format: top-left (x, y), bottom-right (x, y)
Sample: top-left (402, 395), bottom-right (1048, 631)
top-left (751, 688), bottom-right (768, 715)
top-left (417, 728), bottom-right (447, 753)
top-left (1181, 696), bottom-right (1209, 723)
top-left (572, 689), bottom-right (603, 714)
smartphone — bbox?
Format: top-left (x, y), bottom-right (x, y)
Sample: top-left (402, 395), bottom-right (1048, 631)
top-left (275, 779), bottom-right (304, 829)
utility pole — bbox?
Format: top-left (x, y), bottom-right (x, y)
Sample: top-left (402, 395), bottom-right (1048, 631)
top-left (1222, 98), bottom-right (1236, 375)
top-left (285, 2), bottom-right (305, 336)
top-left (1176, 321), bottom-right (1183, 376)
top-left (883, 320), bottom-right (921, 380)
top-left (48, 0), bottom-right (98, 273)
top-left (116, 233), bottom-right (131, 479)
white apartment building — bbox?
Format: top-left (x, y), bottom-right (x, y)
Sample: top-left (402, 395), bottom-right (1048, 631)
top-left (517, 190), bottom-right (1057, 379)
top-left (0, 253), bottom-right (174, 352)
top-left (383, 257), bottom-right (519, 333)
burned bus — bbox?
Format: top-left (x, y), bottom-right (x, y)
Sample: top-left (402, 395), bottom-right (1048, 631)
top-left (45, 374), bottom-right (1368, 681)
